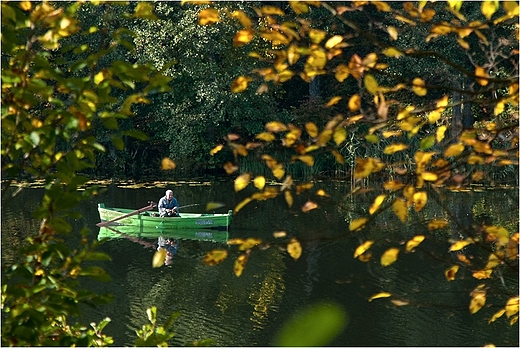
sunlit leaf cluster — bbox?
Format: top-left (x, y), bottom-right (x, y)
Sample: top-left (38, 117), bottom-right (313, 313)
top-left (199, 0), bottom-right (519, 323)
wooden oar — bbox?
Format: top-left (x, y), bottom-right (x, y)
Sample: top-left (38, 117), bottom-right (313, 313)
top-left (96, 201), bottom-right (157, 227)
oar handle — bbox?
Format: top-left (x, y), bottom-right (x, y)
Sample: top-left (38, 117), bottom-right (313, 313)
top-left (97, 201), bottom-right (157, 227)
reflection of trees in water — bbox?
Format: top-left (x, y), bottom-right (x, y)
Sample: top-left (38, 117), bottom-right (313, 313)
top-left (248, 249), bottom-right (286, 331)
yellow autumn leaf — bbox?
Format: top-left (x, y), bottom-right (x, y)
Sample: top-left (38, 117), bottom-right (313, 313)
top-left (261, 31), bottom-right (290, 45)
top-left (383, 143), bottom-right (408, 154)
top-left (273, 231), bottom-right (287, 238)
top-left (387, 26), bottom-right (398, 40)
top-left (256, 132), bottom-right (276, 142)
top-left (161, 158), bottom-right (176, 170)
top-left (333, 127), bottom-right (347, 146)
top-left (202, 249), bottom-right (228, 266)
top-left (305, 122), bottom-right (319, 138)
top-left (234, 197), bottom-right (252, 213)
top-left (469, 288), bottom-right (486, 314)
top-left (301, 200), bottom-right (318, 212)
top-left (234, 173), bottom-right (251, 192)
top-left (287, 238), bottom-right (302, 260)
top-left (391, 299), bottom-right (410, 307)
top-left (445, 265), bottom-right (459, 281)
top-left (364, 74), bottom-right (379, 95)
top-left (457, 37), bottom-right (470, 50)
top-left (265, 121), bottom-right (288, 133)
top-left (504, 1), bottom-right (519, 16)
top-left (382, 47), bottom-right (402, 57)
top-left (354, 158), bottom-right (374, 179)
top-left (254, 176), bottom-right (266, 190)
top-left (309, 28), bottom-right (327, 44)
top-left (296, 155), bottom-right (314, 166)
top-left (449, 239), bottom-right (474, 251)
top-left (494, 101), bottom-right (505, 116)
top-left (485, 226), bottom-right (509, 247)
top-left (428, 219), bottom-right (448, 230)
top-left (489, 309), bottom-right (506, 324)
top-left (19, 1), bottom-right (32, 10)
top-left (325, 35), bottom-right (343, 49)
top-left (231, 10), bottom-right (252, 28)
top-left (383, 180), bottom-right (405, 191)
top-left (238, 238), bottom-right (262, 251)
top-left (354, 240), bottom-right (375, 258)
top-left (289, 1), bottom-right (309, 14)
top-left (412, 77), bottom-right (427, 96)
top-left (393, 198), bottom-right (408, 222)
top-left (272, 164), bottom-right (285, 179)
top-left (421, 172), bottom-right (438, 182)
top-left (406, 235), bottom-right (425, 252)
top-left (362, 52), bottom-right (378, 68)
top-left (329, 149), bottom-right (343, 164)
top-left (368, 292), bottom-right (392, 302)
top-left (381, 248), bottom-right (400, 266)
top-left (506, 297), bottom-right (519, 318)
top-left (475, 66), bottom-right (489, 86)
top-left (206, 202), bottom-right (225, 211)
top-left (348, 94), bottom-right (361, 112)
top-left (481, 0), bottom-right (498, 19)
top-left (198, 8), bottom-right (220, 25)
top-left (413, 192), bottom-right (427, 212)
top-left (436, 125), bottom-right (447, 143)
top-left (335, 64), bottom-right (350, 82)
top-left (234, 29), bottom-right (254, 46)
top-left (369, 194), bottom-right (386, 215)
top-left (485, 253), bottom-right (501, 269)
top-left (234, 254), bottom-right (248, 277)
top-left (231, 76), bottom-right (252, 93)
top-left (223, 161), bottom-right (238, 175)
top-left (325, 96), bottom-right (342, 107)
top-left (428, 110), bottom-right (441, 124)
top-left (349, 217), bottom-right (369, 232)
top-left (210, 144), bottom-right (224, 155)
top-left (259, 5), bottom-right (285, 15)
top-left (472, 269), bottom-right (492, 279)
top-left (152, 249), bottom-right (167, 268)
top-left (444, 143), bottom-right (465, 157)
top-left (315, 189), bottom-right (329, 197)
top-left (284, 190), bottom-right (294, 208)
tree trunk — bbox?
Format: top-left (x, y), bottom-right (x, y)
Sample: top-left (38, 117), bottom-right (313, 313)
top-left (451, 80), bottom-right (463, 141)
top-left (309, 76), bottom-right (320, 101)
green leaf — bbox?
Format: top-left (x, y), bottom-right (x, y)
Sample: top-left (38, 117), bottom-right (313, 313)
top-left (419, 135), bottom-right (436, 150)
top-left (83, 252), bottom-right (112, 261)
top-left (111, 135), bottom-right (125, 151)
top-left (123, 129), bottom-right (149, 141)
top-left (272, 301), bottom-right (348, 346)
top-left (133, 2), bottom-right (158, 20)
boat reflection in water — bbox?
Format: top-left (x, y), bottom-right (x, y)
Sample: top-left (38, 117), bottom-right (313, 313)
top-left (97, 225), bottom-right (229, 266)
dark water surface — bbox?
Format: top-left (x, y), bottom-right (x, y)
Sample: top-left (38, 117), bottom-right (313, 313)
top-left (2, 181), bottom-right (518, 346)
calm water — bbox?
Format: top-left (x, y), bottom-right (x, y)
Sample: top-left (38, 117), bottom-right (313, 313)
top-left (2, 181), bottom-right (519, 346)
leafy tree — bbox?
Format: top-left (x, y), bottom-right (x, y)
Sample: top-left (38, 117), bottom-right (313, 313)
top-left (1, 1), bottom-right (175, 345)
top-left (196, 0), bottom-right (519, 337)
top-left (126, 1), bottom-right (289, 177)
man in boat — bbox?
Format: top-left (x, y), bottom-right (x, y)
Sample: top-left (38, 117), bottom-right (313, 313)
top-left (158, 189), bottom-right (180, 217)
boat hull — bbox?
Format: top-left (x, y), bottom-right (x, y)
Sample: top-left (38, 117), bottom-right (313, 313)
top-left (97, 203), bottom-right (232, 242)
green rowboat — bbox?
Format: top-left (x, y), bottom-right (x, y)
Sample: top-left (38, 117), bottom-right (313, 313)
top-left (97, 203), bottom-right (232, 242)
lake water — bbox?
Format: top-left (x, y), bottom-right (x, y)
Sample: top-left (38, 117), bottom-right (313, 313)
top-left (2, 181), bottom-right (518, 346)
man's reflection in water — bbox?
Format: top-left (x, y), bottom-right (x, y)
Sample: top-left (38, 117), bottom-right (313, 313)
top-left (157, 236), bottom-right (179, 266)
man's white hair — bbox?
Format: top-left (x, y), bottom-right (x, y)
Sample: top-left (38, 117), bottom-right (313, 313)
top-left (166, 190), bottom-right (173, 195)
